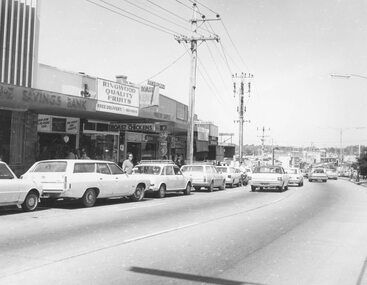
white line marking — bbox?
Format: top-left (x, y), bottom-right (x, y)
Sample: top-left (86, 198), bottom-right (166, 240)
top-left (115, 202), bottom-right (165, 212)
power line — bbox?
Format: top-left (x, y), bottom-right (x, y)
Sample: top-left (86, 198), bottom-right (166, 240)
top-left (145, 0), bottom-right (189, 24)
top-left (188, 0), bottom-right (219, 16)
top-left (175, 0), bottom-right (205, 17)
top-left (120, 0), bottom-right (192, 33)
top-left (220, 20), bottom-right (250, 71)
top-left (204, 41), bottom-right (231, 89)
top-left (86, 0), bottom-right (179, 36)
top-left (139, 49), bottom-right (190, 84)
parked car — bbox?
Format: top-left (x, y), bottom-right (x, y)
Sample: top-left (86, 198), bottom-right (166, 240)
top-left (132, 160), bottom-right (192, 198)
top-left (181, 164), bottom-right (225, 192)
top-left (286, 168), bottom-right (304, 187)
top-left (249, 165), bottom-right (290, 192)
top-left (22, 160), bottom-right (150, 207)
top-left (0, 161), bottom-right (42, 211)
top-left (326, 168), bottom-right (338, 180)
top-left (216, 166), bottom-right (242, 187)
top-left (308, 168), bottom-right (328, 182)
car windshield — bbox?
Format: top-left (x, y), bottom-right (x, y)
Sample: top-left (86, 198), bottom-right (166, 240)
top-left (0, 164), bottom-right (14, 179)
top-left (287, 169), bottom-right (297, 174)
top-left (313, 169), bottom-right (325, 173)
top-left (133, 165), bottom-right (161, 175)
top-left (217, 167), bottom-right (228, 173)
top-left (32, 161), bottom-right (67, 172)
top-left (253, 167), bottom-right (282, 174)
top-left (181, 166), bottom-right (203, 172)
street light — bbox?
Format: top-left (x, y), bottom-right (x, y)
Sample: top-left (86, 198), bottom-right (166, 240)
top-left (330, 73), bottom-right (367, 161)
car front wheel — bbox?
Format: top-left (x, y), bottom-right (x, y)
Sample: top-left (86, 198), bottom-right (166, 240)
top-left (130, 185), bottom-right (145, 202)
top-left (21, 192), bottom-right (39, 212)
top-left (156, 184), bottom-right (166, 198)
top-left (183, 184), bottom-right (191, 195)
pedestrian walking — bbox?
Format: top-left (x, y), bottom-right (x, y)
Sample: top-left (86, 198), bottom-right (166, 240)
top-left (122, 153), bottom-right (134, 174)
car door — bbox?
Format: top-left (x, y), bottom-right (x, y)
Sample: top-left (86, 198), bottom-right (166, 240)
top-left (0, 164), bottom-right (21, 204)
top-left (173, 166), bottom-right (186, 190)
top-left (108, 163), bottom-right (131, 196)
top-left (163, 165), bottom-right (175, 191)
top-left (96, 163), bottom-right (115, 196)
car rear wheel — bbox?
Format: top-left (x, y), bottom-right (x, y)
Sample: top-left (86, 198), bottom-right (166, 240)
top-left (21, 192), bottom-right (39, 212)
top-left (82, 188), bottom-right (97, 207)
top-left (183, 184), bottom-right (191, 195)
top-left (156, 184), bottom-right (166, 198)
top-left (251, 185), bottom-right (256, 192)
top-left (130, 185), bottom-right (145, 202)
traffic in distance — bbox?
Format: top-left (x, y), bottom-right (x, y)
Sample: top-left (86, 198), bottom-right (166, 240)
top-left (0, 158), bottom-right (346, 212)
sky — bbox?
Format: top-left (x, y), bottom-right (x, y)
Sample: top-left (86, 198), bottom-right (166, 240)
top-left (38, 0), bottom-right (367, 148)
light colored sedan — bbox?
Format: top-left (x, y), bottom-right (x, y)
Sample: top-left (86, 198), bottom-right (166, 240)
top-left (249, 165), bottom-right (290, 192)
top-left (286, 168), bottom-right (304, 186)
top-left (181, 164), bottom-right (226, 192)
top-left (132, 161), bottom-right (192, 198)
top-left (216, 166), bottom-right (242, 188)
top-left (0, 161), bottom-right (42, 211)
top-left (326, 169), bottom-right (338, 180)
top-left (308, 168), bottom-right (328, 182)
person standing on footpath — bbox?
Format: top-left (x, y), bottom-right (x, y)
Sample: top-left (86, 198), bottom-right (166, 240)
top-left (122, 153), bottom-right (134, 174)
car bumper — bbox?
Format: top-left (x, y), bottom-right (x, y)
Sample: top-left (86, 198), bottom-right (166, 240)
top-left (250, 181), bottom-right (283, 188)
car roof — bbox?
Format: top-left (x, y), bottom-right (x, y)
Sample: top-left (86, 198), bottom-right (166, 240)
top-left (36, 159), bottom-right (118, 164)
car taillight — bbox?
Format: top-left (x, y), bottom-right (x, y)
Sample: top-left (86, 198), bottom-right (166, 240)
top-left (277, 177), bottom-right (283, 181)
top-left (64, 175), bottom-right (68, 190)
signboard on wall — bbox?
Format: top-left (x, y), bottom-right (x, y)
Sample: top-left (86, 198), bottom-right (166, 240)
top-left (97, 78), bottom-right (139, 116)
top-left (37, 114), bottom-right (52, 132)
top-left (37, 115), bottom-right (79, 134)
top-left (197, 126), bottom-right (209, 141)
top-left (140, 85), bottom-right (160, 108)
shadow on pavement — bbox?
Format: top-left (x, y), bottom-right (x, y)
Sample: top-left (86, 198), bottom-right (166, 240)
top-left (129, 266), bottom-right (267, 285)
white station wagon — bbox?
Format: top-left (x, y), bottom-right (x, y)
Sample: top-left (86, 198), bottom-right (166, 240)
top-left (0, 161), bottom-right (42, 211)
top-left (22, 160), bottom-right (150, 207)
top-left (132, 160), bottom-right (192, 198)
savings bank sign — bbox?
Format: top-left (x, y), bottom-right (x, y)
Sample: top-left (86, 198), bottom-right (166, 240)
top-left (96, 78), bottom-right (139, 116)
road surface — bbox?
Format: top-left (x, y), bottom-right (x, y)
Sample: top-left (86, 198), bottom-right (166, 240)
top-left (1, 179), bottom-right (367, 285)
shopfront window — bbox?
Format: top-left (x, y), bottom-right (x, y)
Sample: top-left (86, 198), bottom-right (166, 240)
top-left (80, 134), bottom-right (119, 162)
top-left (0, 110), bottom-right (11, 163)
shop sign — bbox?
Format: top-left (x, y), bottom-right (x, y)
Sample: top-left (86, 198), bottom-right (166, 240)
top-left (97, 78), bottom-right (139, 116)
top-left (0, 83), bottom-right (93, 112)
top-left (140, 85), bottom-right (160, 108)
top-left (38, 115), bottom-right (79, 134)
top-left (96, 101), bottom-right (138, 116)
top-left (66, 118), bottom-right (80, 134)
top-left (176, 102), bottom-right (186, 121)
top-left (111, 123), bottom-right (156, 132)
top-left (147, 80), bottom-right (165, 90)
top-left (37, 115), bottom-right (52, 132)
top-left (197, 126), bottom-right (209, 141)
